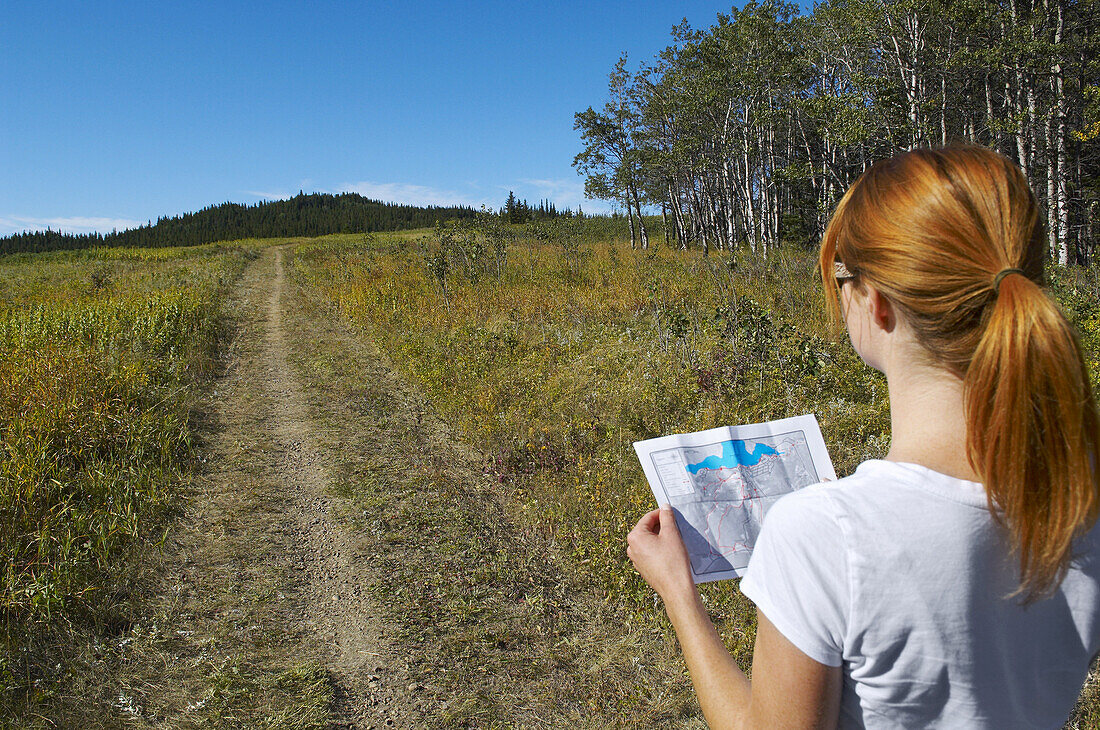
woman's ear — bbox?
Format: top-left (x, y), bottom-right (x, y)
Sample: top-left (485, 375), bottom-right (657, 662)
top-left (866, 285), bottom-right (897, 334)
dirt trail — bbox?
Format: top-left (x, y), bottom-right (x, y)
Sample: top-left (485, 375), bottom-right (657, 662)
top-left (113, 245), bottom-right (415, 727)
top-left (260, 247), bottom-right (397, 726)
top-left (102, 241), bottom-right (695, 728)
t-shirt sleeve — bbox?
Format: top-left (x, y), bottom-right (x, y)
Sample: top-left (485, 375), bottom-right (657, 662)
top-left (739, 486), bottom-right (849, 667)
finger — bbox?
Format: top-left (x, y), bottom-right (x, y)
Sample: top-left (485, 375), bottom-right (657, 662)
top-left (627, 515), bottom-right (656, 551)
top-left (658, 505), bottom-right (681, 538)
top-left (631, 508), bottom-right (661, 535)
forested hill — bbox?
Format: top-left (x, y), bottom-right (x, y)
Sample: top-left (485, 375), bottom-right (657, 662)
top-left (0, 193), bottom-right (477, 254)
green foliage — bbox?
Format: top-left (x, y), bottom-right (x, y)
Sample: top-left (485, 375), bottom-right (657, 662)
top-left (429, 209), bottom-right (515, 287)
top-left (1048, 264), bottom-right (1100, 394)
top-left (577, 0), bottom-right (1100, 260)
top-left (293, 228), bottom-right (894, 625)
top-left (502, 191), bottom-right (574, 222)
top-left (0, 244), bottom-right (251, 629)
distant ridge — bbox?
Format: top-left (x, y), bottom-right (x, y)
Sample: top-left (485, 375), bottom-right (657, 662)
top-left (0, 192), bottom-right (477, 254)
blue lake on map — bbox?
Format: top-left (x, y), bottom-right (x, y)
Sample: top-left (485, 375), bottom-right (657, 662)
top-left (685, 439), bottom-right (778, 474)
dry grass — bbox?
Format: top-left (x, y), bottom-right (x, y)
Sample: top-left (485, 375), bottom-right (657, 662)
top-left (292, 228), bottom-right (1100, 726)
top-left (293, 231), bottom-right (888, 610)
top-left (0, 240), bottom-right (340, 727)
top-left (4, 228), bottom-right (1099, 726)
top-left (287, 231), bottom-right (883, 724)
top-left (268, 241), bottom-right (725, 726)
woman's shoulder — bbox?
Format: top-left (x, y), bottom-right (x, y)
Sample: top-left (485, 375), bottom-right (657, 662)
top-left (799, 459), bottom-right (989, 510)
top-left (765, 460), bottom-right (900, 524)
top-left (766, 459), bottom-right (993, 559)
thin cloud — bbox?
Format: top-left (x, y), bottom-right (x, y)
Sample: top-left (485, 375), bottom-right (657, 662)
top-left (243, 190), bottom-right (293, 201)
top-left (0, 215), bottom-right (145, 236)
top-left (340, 181), bottom-right (488, 209)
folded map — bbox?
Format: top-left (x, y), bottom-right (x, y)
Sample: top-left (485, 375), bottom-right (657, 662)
top-left (634, 414), bottom-right (835, 583)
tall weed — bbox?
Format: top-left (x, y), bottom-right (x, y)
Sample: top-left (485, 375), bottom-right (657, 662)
top-left (0, 245), bottom-right (252, 632)
top-left (292, 233), bottom-right (891, 623)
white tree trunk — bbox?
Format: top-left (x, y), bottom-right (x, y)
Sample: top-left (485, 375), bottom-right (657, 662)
top-left (1053, 0), bottom-right (1069, 265)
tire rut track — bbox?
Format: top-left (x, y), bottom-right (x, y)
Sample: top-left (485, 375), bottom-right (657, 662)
top-left (260, 247), bottom-right (407, 728)
top-left (104, 241), bottom-right (693, 728)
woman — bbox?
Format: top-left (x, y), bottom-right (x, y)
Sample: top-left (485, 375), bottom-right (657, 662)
top-left (627, 145), bottom-right (1100, 728)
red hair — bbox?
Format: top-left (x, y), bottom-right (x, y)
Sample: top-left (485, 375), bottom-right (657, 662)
top-left (819, 145), bottom-right (1100, 601)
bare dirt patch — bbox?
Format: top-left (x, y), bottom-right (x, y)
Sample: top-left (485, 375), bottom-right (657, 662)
top-left (261, 247), bottom-right (411, 727)
top-left (47, 240), bottom-right (702, 728)
top-left (56, 245), bottom-right (416, 728)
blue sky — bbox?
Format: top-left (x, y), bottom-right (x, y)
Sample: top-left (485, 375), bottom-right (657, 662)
top-left (2, 1), bottom-right (806, 235)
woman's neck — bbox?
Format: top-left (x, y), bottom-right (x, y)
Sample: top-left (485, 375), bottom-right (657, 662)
top-left (882, 358), bottom-right (982, 483)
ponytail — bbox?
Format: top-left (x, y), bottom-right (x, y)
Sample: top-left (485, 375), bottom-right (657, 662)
top-left (821, 144), bottom-right (1100, 601)
top-left (966, 272), bottom-right (1100, 601)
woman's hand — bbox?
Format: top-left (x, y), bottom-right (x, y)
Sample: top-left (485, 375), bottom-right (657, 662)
top-left (628, 506), bottom-right (842, 729)
top-left (626, 506), bottom-right (697, 604)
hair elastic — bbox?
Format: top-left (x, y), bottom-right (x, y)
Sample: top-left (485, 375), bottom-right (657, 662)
top-left (993, 268), bottom-right (1026, 291)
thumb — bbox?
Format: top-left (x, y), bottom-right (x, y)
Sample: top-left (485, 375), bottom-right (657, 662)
top-left (659, 505), bottom-right (681, 537)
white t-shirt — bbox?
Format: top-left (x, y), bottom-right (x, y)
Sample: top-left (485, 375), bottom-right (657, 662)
top-left (739, 459), bottom-right (1100, 729)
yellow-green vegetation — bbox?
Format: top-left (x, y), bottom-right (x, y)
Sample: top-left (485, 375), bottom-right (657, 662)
top-left (0, 242), bottom-right (256, 705)
top-left (294, 226), bottom-right (1100, 686)
top-left (1050, 265), bottom-right (1100, 391)
top-left (4, 226), bottom-right (1098, 725)
top-left (295, 225), bottom-right (1100, 723)
top-left (291, 228), bottom-right (892, 658)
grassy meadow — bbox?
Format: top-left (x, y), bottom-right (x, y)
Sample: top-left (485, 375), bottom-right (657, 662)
top-left (292, 226), bottom-right (893, 660)
top-left (3, 221), bottom-right (1100, 724)
top-left (0, 241), bottom-right (257, 713)
top-left (292, 222), bottom-right (1100, 722)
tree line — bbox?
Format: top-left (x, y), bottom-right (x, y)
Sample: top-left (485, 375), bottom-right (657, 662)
top-left (0, 193), bottom-right (477, 255)
top-left (573, 0), bottom-right (1100, 264)
top-left (501, 191), bottom-right (579, 224)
